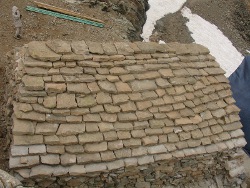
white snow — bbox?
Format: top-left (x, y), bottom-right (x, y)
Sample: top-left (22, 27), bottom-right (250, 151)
top-left (142, 1), bottom-right (244, 77)
top-left (141, 0), bottom-right (186, 42)
top-left (181, 7), bottom-right (243, 77)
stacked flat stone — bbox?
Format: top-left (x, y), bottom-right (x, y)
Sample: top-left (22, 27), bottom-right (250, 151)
top-left (9, 40), bottom-right (246, 186)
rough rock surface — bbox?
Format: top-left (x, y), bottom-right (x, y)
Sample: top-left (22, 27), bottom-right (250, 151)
top-left (5, 40), bottom-right (247, 187)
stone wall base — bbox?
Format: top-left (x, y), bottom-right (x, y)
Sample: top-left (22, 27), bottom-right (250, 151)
top-left (15, 149), bottom-right (246, 188)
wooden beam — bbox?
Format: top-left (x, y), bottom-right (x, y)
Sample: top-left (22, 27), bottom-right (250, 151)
top-left (34, 1), bottom-right (104, 24)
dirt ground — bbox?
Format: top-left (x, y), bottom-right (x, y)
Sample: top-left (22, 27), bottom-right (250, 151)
top-left (0, 0), bottom-right (250, 185)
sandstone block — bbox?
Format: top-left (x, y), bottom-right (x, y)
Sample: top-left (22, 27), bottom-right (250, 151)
top-left (108, 140), bottom-right (123, 150)
top-left (35, 122), bottom-right (59, 135)
top-left (77, 153), bottom-right (101, 164)
top-left (154, 153), bottom-right (173, 161)
top-left (120, 102), bottom-right (137, 112)
top-left (28, 41), bottom-right (61, 61)
top-left (41, 154), bottom-right (60, 165)
top-left (22, 75), bottom-right (44, 91)
top-left (84, 142), bottom-right (107, 153)
top-left (67, 83), bottom-right (90, 94)
top-left (13, 116), bottom-right (35, 135)
top-left (114, 42), bottom-right (134, 55)
top-left (117, 131), bottom-right (131, 139)
top-left (60, 67), bottom-right (83, 75)
top-left (47, 145), bottom-right (65, 154)
top-left (132, 147), bottom-right (147, 157)
top-left (100, 113), bottom-right (118, 123)
top-left (135, 111), bottom-right (153, 121)
top-left (98, 122), bottom-right (114, 132)
top-left (78, 133), bottom-right (103, 144)
top-left (124, 158), bottom-right (138, 167)
top-left (44, 135), bottom-right (60, 145)
top-left (98, 81), bottom-right (117, 93)
top-left (29, 145), bottom-right (46, 155)
top-left (112, 94), bottom-right (129, 105)
top-left (43, 96), bottom-right (57, 108)
top-left (142, 136), bottom-right (158, 146)
top-left (71, 40), bottom-right (89, 55)
top-left (85, 163), bottom-right (107, 173)
top-left (46, 39), bottom-right (71, 54)
top-left (138, 155), bottom-right (154, 165)
top-left (11, 146), bottom-right (29, 156)
top-left (83, 114), bottom-right (101, 122)
top-left (102, 43), bottom-right (117, 55)
top-left (86, 41), bottom-right (104, 54)
top-left (118, 113), bottom-right (137, 122)
top-left (131, 80), bottom-right (157, 92)
top-left (61, 153), bottom-right (77, 165)
top-left (96, 92), bottom-right (112, 104)
top-left (59, 135), bottom-right (78, 145)
top-left (57, 124), bottom-right (85, 136)
top-left (68, 165), bottom-right (86, 176)
top-left (13, 135), bottom-right (43, 146)
top-left (100, 151), bottom-right (116, 161)
top-left (65, 145), bottom-right (84, 154)
top-left (76, 95), bottom-right (96, 108)
top-left (107, 160), bottom-right (124, 170)
top-left (114, 148), bottom-right (131, 158)
top-left (131, 130), bottom-right (146, 138)
top-left (103, 131), bottom-right (118, 141)
top-left (45, 83), bottom-right (66, 93)
top-left (115, 82), bottom-right (132, 93)
top-left (57, 93), bottom-right (77, 109)
top-left (134, 121), bottom-right (149, 130)
top-left (9, 155), bottom-right (40, 169)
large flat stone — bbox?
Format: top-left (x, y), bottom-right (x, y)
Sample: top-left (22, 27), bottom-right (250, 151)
top-left (22, 75), bottom-right (44, 91)
top-left (28, 41), bottom-right (61, 61)
top-left (46, 39), bottom-right (72, 54)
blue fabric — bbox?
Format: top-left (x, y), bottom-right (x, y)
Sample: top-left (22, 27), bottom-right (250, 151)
top-left (229, 56), bottom-right (250, 153)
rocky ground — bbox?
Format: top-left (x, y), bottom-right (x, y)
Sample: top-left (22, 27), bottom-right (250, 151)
top-left (152, 0), bottom-right (250, 56)
top-left (0, 0), bottom-right (249, 186)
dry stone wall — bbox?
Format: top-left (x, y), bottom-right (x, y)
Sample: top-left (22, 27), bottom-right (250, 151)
top-left (8, 40), bottom-right (247, 187)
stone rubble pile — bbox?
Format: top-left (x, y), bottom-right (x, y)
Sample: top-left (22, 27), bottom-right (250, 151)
top-left (7, 39), bottom-right (247, 187)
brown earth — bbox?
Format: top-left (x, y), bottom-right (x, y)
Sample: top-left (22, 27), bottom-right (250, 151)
top-left (0, 0), bottom-right (250, 185)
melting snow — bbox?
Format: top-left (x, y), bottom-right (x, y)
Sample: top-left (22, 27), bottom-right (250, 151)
top-left (181, 7), bottom-right (243, 77)
top-left (142, 1), bottom-right (244, 77)
top-left (141, 0), bottom-right (186, 42)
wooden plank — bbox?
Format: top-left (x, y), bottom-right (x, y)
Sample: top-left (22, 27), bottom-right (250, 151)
top-left (34, 1), bottom-right (104, 24)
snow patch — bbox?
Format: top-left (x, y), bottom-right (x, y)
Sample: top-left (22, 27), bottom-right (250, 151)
top-left (141, 0), bottom-right (186, 42)
top-left (181, 7), bottom-right (243, 77)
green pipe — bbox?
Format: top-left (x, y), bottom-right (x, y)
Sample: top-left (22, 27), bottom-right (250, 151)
top-left (26, 6), bottom-right (104, 28)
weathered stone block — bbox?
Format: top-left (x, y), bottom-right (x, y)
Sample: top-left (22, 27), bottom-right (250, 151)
top-left (96, 92), bottom-right (112, 104)
top-left (78, 133), bottom-right (103, 144)
top-left (11, 146), bottom-right (29, 156)
top-left (13, 135), bottom-right (43, 146)
top-left (57, 124), bottom-right (85, 136)
top-left (57, 93), bottom-right (77, 109)
top-left (61, 153), bottom-right (77, 165)
top-left (108, 140), bottom-right (123, 150)
top-left (138, 155), bottom-right (154, 165)
top-left (35, 122), bottom-right (59, 135)
top-left (100, 151), bottom-right (116, 161)
top-left (76, 95), bottom-right (96, 108)
top-left (98, 81), bottom-right (117, 94)
top-left (77, 153), bottom-right (101, 164)
top-left (41, 154), bottom-right (60, 165)
top-left (47, 145), bottom-right (65, 154)
top-left (84, 142), bottom-right (108, 153)
top-left (28, 41), bottom-right (61, 61)
top-left (131, 80), bottom-right (157, 92)
top-left (59, 135), bottom-right (78, 145)
top-left (13, 116), bottom-right (36, 135)
top-left (10, 156), bottom-right (40, 169)
top-left (29, 145), bottom-right (46, 155)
